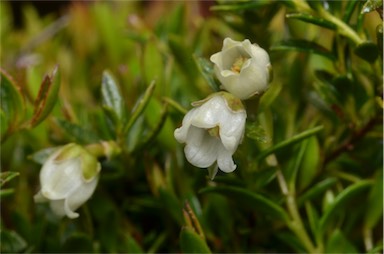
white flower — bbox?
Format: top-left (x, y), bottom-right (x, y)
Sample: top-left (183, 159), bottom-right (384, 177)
top-left (174, 92), bottom-right (246, 175)
top-left (210, 38), bottom-right (272, 100)
top-left (34, 143), bottom-right (100, 219)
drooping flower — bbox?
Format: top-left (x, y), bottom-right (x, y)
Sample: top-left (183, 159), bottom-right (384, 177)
top-left (210, 38), bottom-right (272, 100)
top-left (34, 143), bottom-right (100, 219)
top-left (174, 92), bottom-right (246, 176)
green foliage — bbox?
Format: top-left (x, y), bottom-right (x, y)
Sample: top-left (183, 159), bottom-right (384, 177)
top-left (0, 1), bottom-right (382, 253)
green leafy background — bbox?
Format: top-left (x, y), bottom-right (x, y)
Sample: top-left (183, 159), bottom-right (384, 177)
top-left (1, 0), bottom-right (382, 253)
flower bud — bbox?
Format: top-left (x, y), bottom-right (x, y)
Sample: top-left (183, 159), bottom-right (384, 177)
top-left (174, 92), bottom-right (246, 176)
top-left (34, 143), bottom-right (100, 219)
top-left (210, 38), bottom-right (272, 100)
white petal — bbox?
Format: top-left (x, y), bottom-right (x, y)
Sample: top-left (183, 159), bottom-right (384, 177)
top-left (174, 108), bottom-right (198, 143)
top-left (190, 96), bottom-right (228, 129)
top-left (40, 158), bottom-right (83, 200)
top-left (217, 144), bottom-right (237, 173)
top-left (222, 37), bottom-right (240, 49)
top-left (184, 127), bottom-right (219, 168)
top-left (64, 175), bottom-right (99, 219)
top-left (49, 199), bottom-right (69, 218)
top-left (210, 52), bottom-right (222, 67)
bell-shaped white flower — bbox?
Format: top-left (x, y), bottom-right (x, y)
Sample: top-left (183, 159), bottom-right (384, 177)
top-left (34, 143), bottom-right (101, 219)
top-left (174, 92), bottom-right (246, 175)
top-left (210, 38), bottom-right (272, 100)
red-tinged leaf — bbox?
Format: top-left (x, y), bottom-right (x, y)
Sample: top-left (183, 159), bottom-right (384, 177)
top-left (29, 65), bottom-right (60, 128)
top-left (0, 69), bottom-right (25, 141)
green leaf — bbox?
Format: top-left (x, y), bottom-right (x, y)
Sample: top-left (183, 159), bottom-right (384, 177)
top-left (193, 56), bottom-right (221, 92)
top-left (343, 1), bottom-right (359, 23)
top-left (320, 180), bottom-right (372, 232)
top-left (258, 82), bottom-right (282, 113)
top-left (271, 40), bottom-right (336, 61)
top-left (361, 0), bottom-right (383, 14)
top-left (298, 136), bottom-right (320, 190)
top-left (101, 70), bottom-right (125, 128)
top-left (56, 119), bottom-right (99, 144)
top-left (256, 126), bottom-right (324, 162)
top-left (124, 234), bottom-right (144, 253)
top-left (246, 122), bottom-right (270, 144)
top-left (199, 186), bottom-right (290, 223)
top-left (124, 80), bottom-right (156, 134)
top-left (305, 202), bottom-right (321, 245)
top-left (210, 0), bottom-right (271, 11)
top-left (62, 233), bottom-right (94, 252)
top-left (0, 230), bottom-right (27, 253)
top-left (28, 147), bottom-right (59, 164)
top-left (0, 68), bottom-right (24, 140)
top-left (297, 177), bottom-right (338, 206)
top-left (29, 65), bottom-right (60, 128)
top-left (0, 171), bottom-right (20, 187)
top-left (325, 229), bottom-right (359, 253)
top-left (180, 227), bottom-right (211, 254)
top-left (286, 13), bottom-right (336, 30)
top-left (364, 173), bottom-right (383, 229)
top-left (158, 187), bottom-right (183, 225)
top-left (354, 42), bottom-right (379, 63)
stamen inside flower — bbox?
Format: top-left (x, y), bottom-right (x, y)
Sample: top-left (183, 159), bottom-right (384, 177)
top-left (207, 126), bottom-right (220, 138)
top-left (231, 56), bottom-right (248, 73)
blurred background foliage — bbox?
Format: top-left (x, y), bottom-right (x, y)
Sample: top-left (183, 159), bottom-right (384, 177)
top-left (0, 0), bottom-right (382, 253)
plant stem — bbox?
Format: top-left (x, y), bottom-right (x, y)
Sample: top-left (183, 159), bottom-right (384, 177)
top-left (276, 169), bottom-right (319, 253)
top-left (291, 0), bottom-right (364, 45)
top-left (318, 8), bottom-right (364, 45)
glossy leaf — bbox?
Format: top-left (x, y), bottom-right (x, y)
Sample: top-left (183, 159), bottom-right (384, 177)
top-left (0, 171), bottom-right (20, 187)
top-left (194, 56), bottom-right (220, 92)
top-left (29, 65), bottom-right (60, 128)
top-left (325, 229), bottom-right (358, 253)
top-left (271, 40), bottom-right (336, 61)
top-left (297, 177), bottom-right (338, 206)
top-left (320, 180), bottom-right (372, 232)
top-left (124, 234), bottom-right (144, 253)
top-left (256, 125), bottom-right (324, 161)
top-left (305, 202), bottom-right (321, 245)
top-left (101, 70), bottom-right (125, 127)
top-left (124, 80), bottom-right (156, 134)
top-left (0, 69), bottom-right (24, 140)
top-left (210, 0), bottom-right (271, 11)
top-left (354, 42), bottom-right (379, 63)
top-left (286, 13), bottom-right (336, 30)
top-left (343, 1), bottom-right (358, 22)
top-left (0, 230), bottom-right (27, 253)
top-left (180, 227), bottom-right (211, 253)
top-left (298, 136), bottom-right (320, 190)
top-left (56, 119), bottom-right (99, 144)
top-left (28, 147), bottom-right (60, 164)
top-left (364, 174), bottom-right (383, 229)
top-left (200, 186), bottom-right (290, 223)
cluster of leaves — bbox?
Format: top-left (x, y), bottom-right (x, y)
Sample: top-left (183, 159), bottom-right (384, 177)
top-left (1, 0), bottom-right (382, 253)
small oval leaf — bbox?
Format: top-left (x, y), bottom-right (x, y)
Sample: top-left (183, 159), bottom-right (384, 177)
top-left (102, 70), bottom-right (125, 127)
top-left (29, 65), bottom-right (60, 128)
top-left (286, 13), bottom-right (336, 30)
top-left (320, 180), bottom-right (372, 232)
top-left (180, 227), bottom-right (211, 253)
top-left (257, 126), bottom-right (324, 162)
top-left (0, 69), bottom-right (24, 140)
